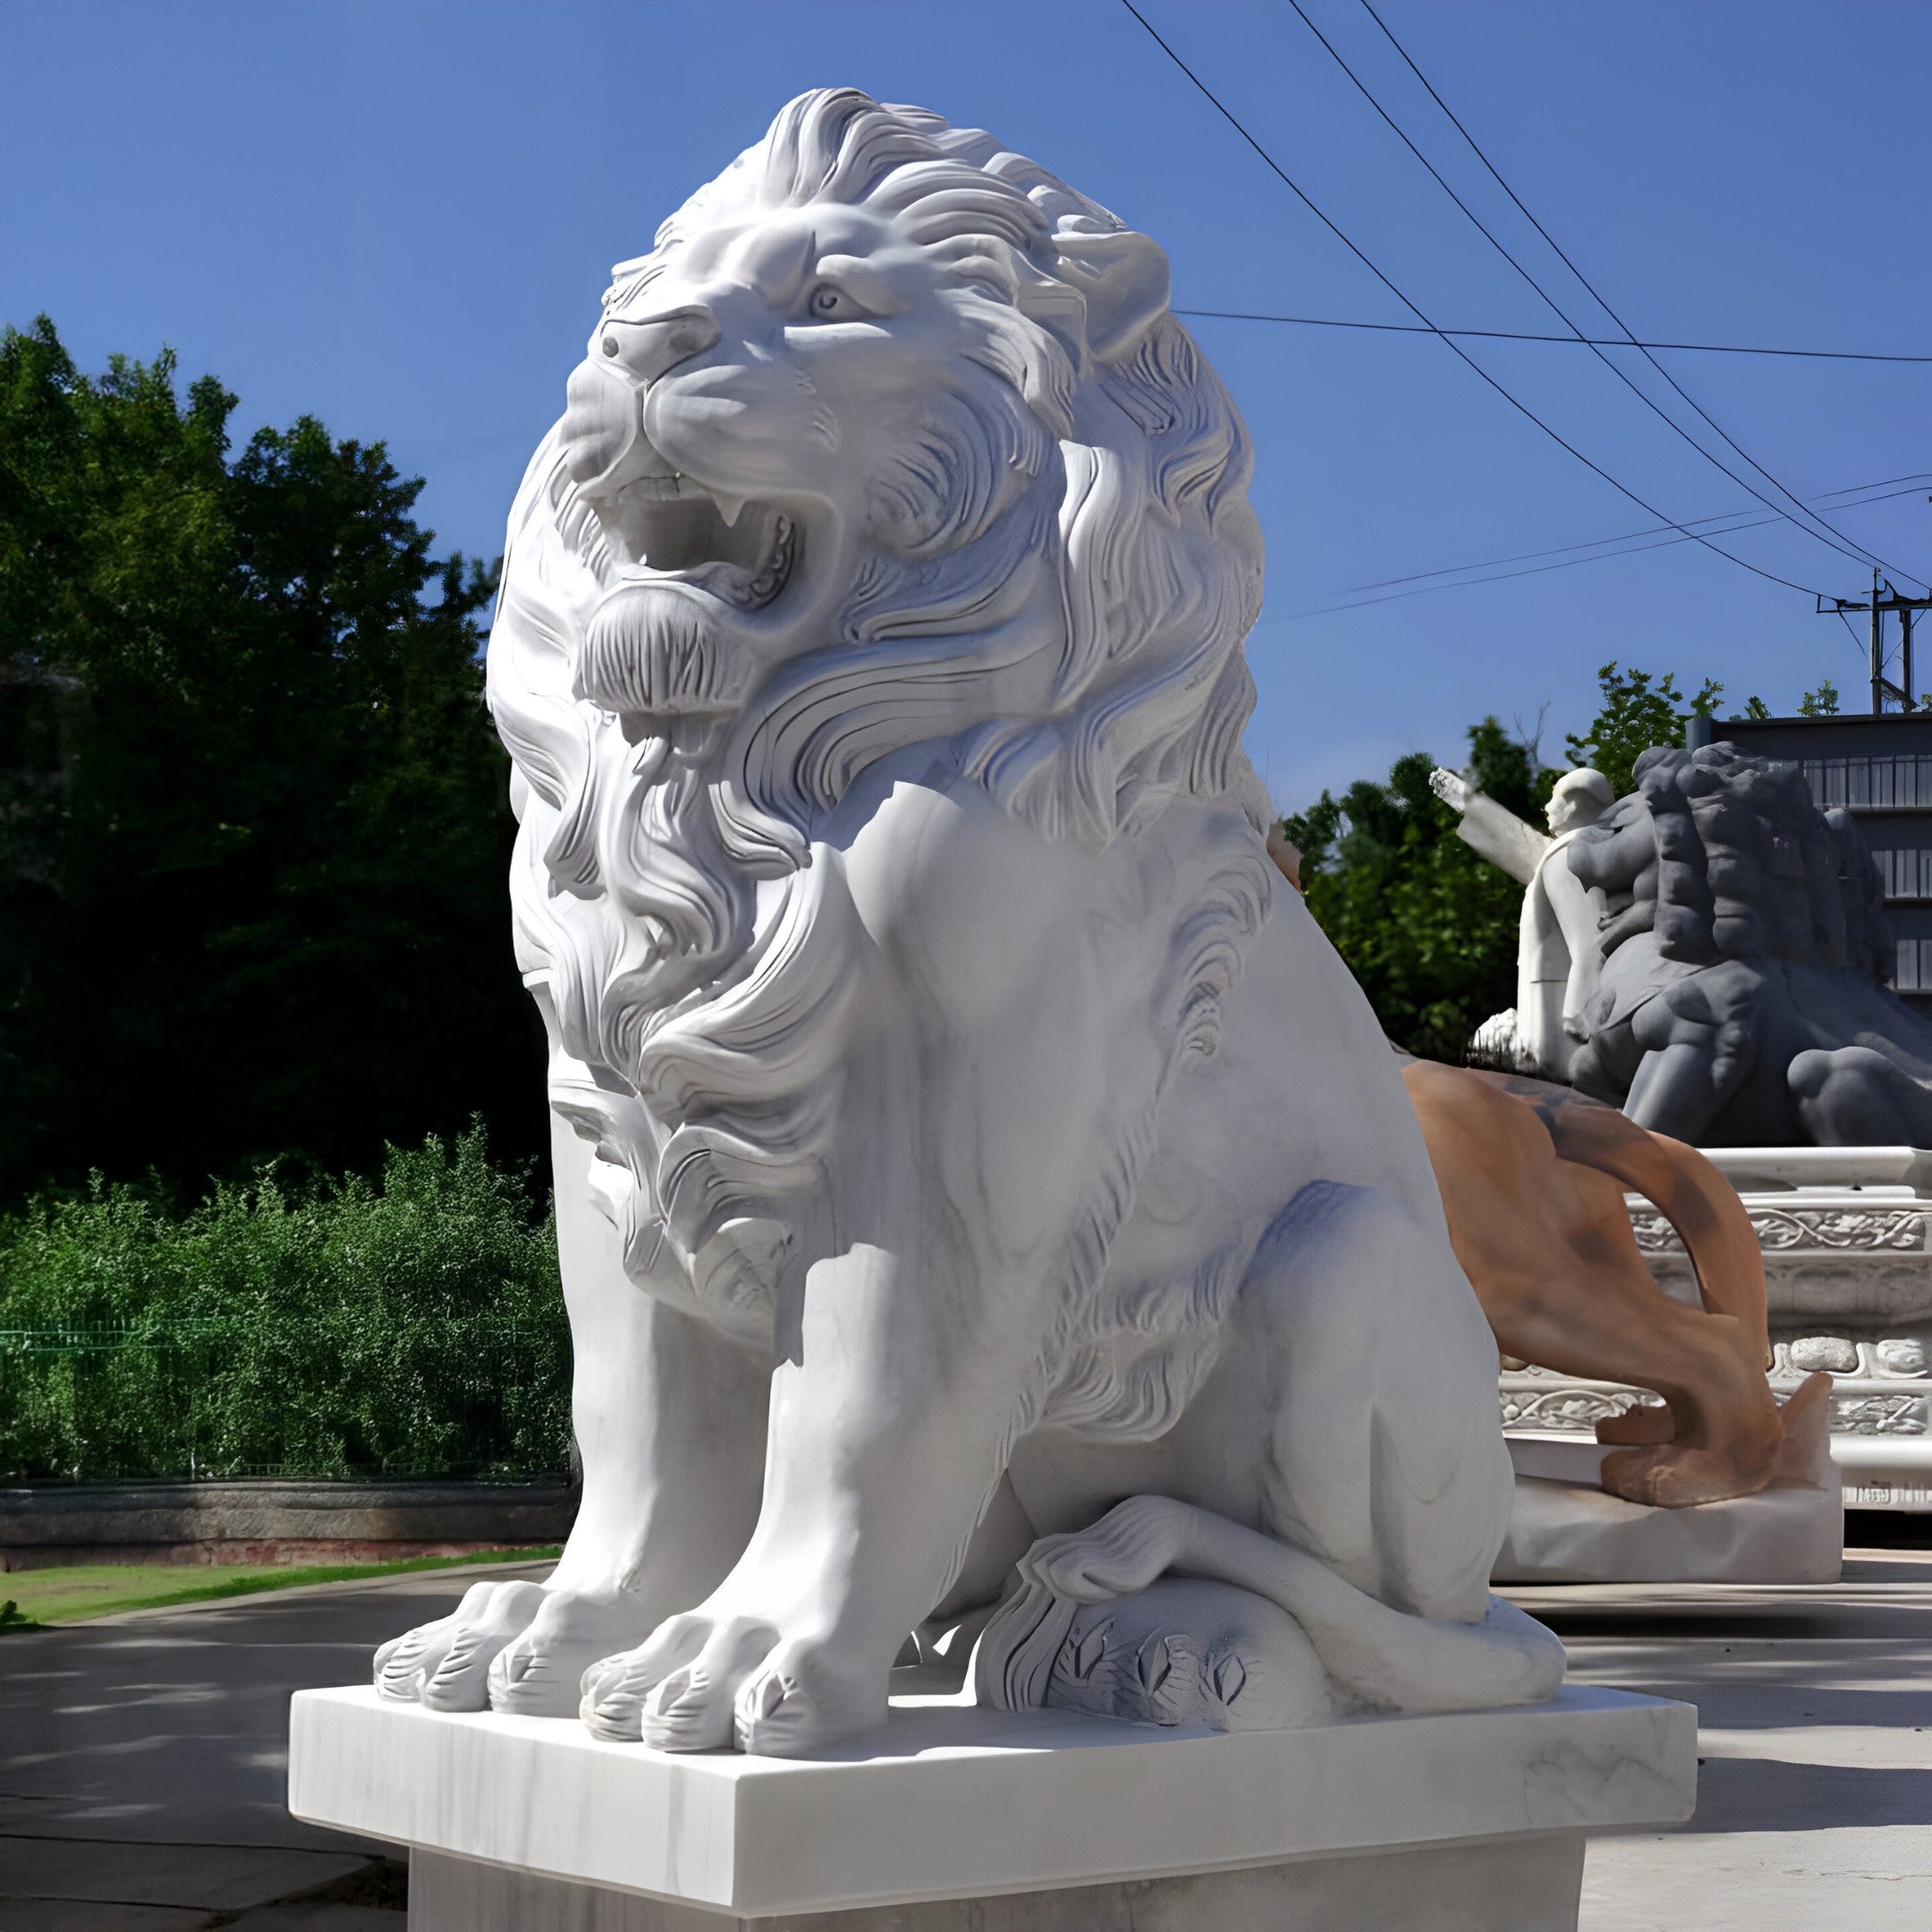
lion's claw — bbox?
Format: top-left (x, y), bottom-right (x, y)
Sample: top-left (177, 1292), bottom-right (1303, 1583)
top-left (376, 1580), bottom-right (540, 1707)
top-left (377, 1578), bottom-right (653, 1716)
top-left (486, 1588), bottom-right (663, 1717)
top-left (581, 1610), bottom-right (880, 1756)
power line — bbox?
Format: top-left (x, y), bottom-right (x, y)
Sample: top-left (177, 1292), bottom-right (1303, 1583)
top-left (1353, 0), bottom-right (1930, 592)
top-left (1175, 308), bottom-right (1932, 364)
top-left (1291, 524), bottom-right (1768, 617)
top-left (1118, 0), bottom-right (1832, 599)
top-left (1331, 477), bottom-right (1932, 598)
top-left (1284, 0), bottom-right (1920, 590)
top-left (1835, 472), bottom-right (1932, 496)
top-left (1284, 479), bottom-right (1932, 618)
top-left (1289, 517), bottom-right (1823, 616)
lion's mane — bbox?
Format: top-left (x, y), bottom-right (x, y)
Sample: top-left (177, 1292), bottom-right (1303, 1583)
top-left (487, 89), bottom-right (1271, 1321)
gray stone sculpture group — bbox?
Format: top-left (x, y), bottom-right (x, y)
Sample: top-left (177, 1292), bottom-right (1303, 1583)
top-left (1445, 741), bottom-right (1932, 1147)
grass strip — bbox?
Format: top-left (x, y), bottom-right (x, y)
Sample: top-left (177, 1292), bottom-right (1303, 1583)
top-left (0, 1545), bottom-right (561, 1629)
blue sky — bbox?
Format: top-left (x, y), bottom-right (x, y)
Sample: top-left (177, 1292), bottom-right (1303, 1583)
top-left (5, 1), bottom-right (1930, 812)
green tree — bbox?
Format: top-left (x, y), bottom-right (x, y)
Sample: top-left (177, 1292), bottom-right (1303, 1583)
top-left (1800, 678), bottom-right (1841, 717)
top-left (1284, 718), bottom-right (1547, 1062)
top-left (0, 318), bottom-right (544, 1200)
top-left (1562, 662), bottom-right (1723, 797)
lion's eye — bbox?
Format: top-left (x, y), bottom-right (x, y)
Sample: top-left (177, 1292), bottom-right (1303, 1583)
top-left (809, 285), bottom-right (850, 318)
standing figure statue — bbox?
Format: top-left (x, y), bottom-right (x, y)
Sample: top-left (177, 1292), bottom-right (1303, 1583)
top-left (1432, 766), bottom-right (1613, 1081)
top-left (1440, 741), bottom-right (1932, 1145)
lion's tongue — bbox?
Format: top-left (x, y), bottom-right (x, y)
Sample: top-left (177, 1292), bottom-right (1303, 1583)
top-left (676, 559), bottom-right (759, 604)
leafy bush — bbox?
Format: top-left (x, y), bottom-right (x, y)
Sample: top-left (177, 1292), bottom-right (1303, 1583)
top-left (0, 1127), bottom-right (568, 1482)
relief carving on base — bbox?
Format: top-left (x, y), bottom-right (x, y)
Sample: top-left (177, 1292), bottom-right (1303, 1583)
top-left (1631, 1205), bottom-right (1932, 1255)
top-left (1829, 1393), bottom-right (1929, 1436)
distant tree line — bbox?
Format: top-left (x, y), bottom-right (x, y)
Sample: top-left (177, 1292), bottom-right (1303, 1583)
top-left (0, 319), bottom-right (545, 1205)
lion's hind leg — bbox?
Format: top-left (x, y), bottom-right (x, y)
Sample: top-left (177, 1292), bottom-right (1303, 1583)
top-left (1181, 1179), bottom-right (1513, 1626)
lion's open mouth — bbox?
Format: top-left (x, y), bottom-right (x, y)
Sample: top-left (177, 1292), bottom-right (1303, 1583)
top-left (595, 474), bottom-right (795, 612)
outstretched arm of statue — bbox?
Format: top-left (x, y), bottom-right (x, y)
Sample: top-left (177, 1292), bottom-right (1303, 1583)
top-left (1428, 768), bottom-right (1549, 886)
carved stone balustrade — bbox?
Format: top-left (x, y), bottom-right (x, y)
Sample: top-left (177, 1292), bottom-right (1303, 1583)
top-left (1500, 1146), bottom-right (1932, 1510)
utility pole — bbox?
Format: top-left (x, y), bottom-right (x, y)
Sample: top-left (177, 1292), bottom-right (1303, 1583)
top-left (1818, 570), bottom-right (1932, 713)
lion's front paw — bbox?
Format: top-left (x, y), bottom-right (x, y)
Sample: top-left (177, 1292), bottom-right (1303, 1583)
top-left (486, 1586), bottom-right (663, 1718)
top-left (580, 1607), bottom-right (882, 1756)
top-left (374, 1579), bottom-right (547, 1709)
top-left (1599, 1442), bottom-right (1774, 1509)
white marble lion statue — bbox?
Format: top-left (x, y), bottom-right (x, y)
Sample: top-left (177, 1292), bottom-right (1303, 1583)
top-left (373, 88), bottom-right (1562, 1755)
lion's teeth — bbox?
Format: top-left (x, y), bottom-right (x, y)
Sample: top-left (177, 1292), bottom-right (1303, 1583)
top-left (714, 491), bottom-right (747, 528)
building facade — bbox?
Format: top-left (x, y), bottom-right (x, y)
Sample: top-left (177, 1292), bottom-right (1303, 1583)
top-left (1708, 711), bottom-right (1932, 1004)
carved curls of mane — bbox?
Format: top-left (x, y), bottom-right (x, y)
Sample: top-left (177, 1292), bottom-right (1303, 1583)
top-left (487, 89), bottom-right (1272, 1280)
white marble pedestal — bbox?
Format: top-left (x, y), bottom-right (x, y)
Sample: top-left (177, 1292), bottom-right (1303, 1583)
top-left (289, 1682), bottom-right (1695, 1932)
top-left (1494, 1423), bottom-right (1843, 1586)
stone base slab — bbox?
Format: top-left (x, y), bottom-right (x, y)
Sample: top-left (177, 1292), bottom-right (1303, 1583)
top-left (407, 1835), bottom-right (1589, 1931)
top-left (289, 1683), bottom-right (1694, 1928)
top-left (1496, 1436), bottom-right (1843, 1584)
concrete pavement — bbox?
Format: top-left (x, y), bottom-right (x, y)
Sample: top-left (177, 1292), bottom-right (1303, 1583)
top-left (0, 1563), bottom-right (550, 1929)
top-left (3, 1552), bottom-right (1929, 1928)
top-left (1531, 1549), bottom-right (1932, 1929)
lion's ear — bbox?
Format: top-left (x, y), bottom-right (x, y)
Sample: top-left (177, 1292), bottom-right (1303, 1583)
top-left (1054, 228), bottom-right (1171, 364)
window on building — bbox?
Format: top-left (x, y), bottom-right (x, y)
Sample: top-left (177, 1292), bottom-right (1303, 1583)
top-left (1804, 755), bottom-right (1932, 811)
top-left (1870, 849), bottom-right (1932, 900)
top-left (1899, 939), bottom-right (1932, 992)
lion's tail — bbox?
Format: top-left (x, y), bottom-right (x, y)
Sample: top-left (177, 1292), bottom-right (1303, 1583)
top-left (974, 1504), bottom-right (1568, 1722)
top-left (1271, 1578), bottom-right (1569, 1718)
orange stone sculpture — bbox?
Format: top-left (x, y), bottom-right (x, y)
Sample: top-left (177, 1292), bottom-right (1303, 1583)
top-left (1402, 1059), bottom-right (1829, 1508)
top-left (1267, 834), bottom-right (1823, 1508)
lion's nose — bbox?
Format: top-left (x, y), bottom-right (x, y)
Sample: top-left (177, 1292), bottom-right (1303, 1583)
top-left (597, 306), bottom-right (721, 385)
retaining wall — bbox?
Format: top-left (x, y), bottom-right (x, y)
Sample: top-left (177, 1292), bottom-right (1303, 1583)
top-left (0, 1479), bottom-right (576, 1570)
